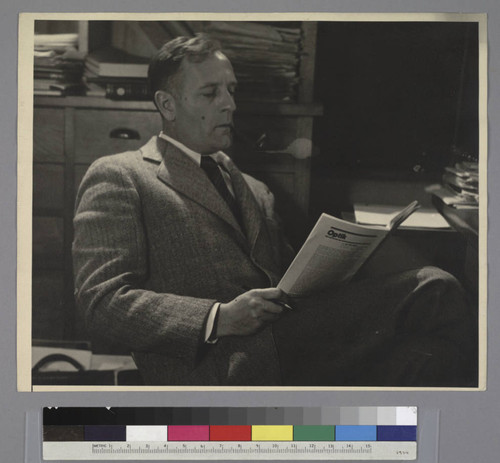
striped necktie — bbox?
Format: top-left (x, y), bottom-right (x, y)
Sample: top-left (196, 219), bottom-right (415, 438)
top-left (200, 155), bottom-right (242, 226)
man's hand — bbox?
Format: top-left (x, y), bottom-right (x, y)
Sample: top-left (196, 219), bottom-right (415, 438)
top-left (216, 288), bottom-right (287, 337)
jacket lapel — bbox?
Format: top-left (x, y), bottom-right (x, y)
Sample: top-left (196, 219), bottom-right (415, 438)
top-left (142, 136), bottom-right (245, 238)
top-left (142, 136), bottom-right (279, 284)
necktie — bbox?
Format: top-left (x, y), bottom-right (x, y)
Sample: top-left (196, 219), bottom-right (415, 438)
top-left (200, 155), bottom-right (242, 226)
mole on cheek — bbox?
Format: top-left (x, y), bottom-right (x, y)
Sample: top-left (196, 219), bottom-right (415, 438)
top-left (201, 116), bottom-right (205, 120)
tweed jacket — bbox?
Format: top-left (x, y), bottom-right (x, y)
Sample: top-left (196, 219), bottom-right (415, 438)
top-left (72, 136), bottom-right (294, 385)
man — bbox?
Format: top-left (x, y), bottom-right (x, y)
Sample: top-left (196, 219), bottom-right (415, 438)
top-left (73, 35), bottom-right (476, 386)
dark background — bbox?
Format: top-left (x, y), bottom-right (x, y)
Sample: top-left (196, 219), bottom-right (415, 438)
top-left (311, 21), bottom-right (478, 219)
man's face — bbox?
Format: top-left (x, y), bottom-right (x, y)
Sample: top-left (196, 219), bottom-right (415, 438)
top-left (170, 51), bottom-right (237, 154)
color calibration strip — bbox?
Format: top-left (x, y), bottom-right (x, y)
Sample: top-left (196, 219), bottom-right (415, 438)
top-left (44, 423), bottom-right (417, 442)
top-left (43, 407), bottom-right (417, 460)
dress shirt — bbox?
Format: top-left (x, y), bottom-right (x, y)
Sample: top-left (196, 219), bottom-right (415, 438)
top-left (159, 131), bottom-right (235, 196)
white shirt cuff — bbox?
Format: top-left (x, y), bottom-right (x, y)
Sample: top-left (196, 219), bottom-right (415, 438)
top-left (204, 302), bottom-right (220, 344)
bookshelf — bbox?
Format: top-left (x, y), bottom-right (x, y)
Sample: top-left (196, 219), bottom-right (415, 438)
top-left (32, 20), bottom-right (322, 347)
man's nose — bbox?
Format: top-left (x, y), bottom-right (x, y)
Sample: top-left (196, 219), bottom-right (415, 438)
top-left (220, 88), bottom-right (236, 112)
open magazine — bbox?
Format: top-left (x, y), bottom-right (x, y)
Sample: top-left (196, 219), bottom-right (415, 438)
top-left (278, 201), bottom-right (421, 296)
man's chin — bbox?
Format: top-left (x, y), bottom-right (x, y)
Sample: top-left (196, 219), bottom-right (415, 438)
top-left (214, 136), bottom-right (233, 151)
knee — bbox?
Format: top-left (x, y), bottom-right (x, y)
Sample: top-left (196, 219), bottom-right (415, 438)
top-left (416, 266), bottom-right (463, 291)
top-left (415, 266), bottom-right (469, 317)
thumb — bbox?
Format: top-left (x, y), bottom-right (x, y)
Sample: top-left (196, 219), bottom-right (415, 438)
top-left (251, 287), bottom-right (284, 300)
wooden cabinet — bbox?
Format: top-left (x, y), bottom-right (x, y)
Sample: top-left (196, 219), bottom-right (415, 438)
top-left (73, 110), bottom-right (162, 162)
top-left (33, 108), bottom-right (65, 162)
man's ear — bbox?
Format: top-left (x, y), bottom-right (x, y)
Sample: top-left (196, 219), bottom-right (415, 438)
top-left (154, 90), bottom-right (176, 122)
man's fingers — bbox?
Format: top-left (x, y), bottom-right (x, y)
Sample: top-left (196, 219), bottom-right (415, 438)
top-left (261, 301), bottom-right (284, 315)
top-left (249, 287), bottom-right (284, 300)
top-left (257, 309), bottom-right (283, 322)
top-left (247, 295), bottom-right (284, 314)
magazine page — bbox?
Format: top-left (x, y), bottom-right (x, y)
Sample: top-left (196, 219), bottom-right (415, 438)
top-left (278, 214), bottom-right (388, 296)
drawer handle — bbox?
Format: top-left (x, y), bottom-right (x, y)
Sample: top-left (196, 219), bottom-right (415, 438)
top-left (109, 128), bottom-right (140, 140)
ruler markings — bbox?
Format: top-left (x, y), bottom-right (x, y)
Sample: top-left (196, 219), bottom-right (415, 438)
top-left (44, 441), bottom-right (416, 460)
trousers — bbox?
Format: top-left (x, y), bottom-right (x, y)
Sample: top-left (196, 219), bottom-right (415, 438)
top-left (272, 266), bottom-right (477, 387)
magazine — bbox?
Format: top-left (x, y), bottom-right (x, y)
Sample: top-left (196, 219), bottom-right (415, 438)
top-left (278, 201), bottom-right (421, 296)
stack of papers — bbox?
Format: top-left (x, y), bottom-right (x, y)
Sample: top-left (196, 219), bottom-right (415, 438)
top-left (201, 21), bottom-right (302, 102)
top-left (426, 184), bottom-right (479, 209)
top-left (353, 204), bottom-right (451, 229)
top-left (34, 33), bottom-right (79, 51)
top-left (34, 33), bottom-right (85, 96)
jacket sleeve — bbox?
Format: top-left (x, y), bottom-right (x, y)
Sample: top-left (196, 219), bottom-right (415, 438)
top-left (72, 157), bottom-right (215, 364)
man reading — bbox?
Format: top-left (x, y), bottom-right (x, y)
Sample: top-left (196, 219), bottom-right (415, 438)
top-left (72, 35), bottom-right (476, 386)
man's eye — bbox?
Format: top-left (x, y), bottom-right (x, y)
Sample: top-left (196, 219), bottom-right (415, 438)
top-left (202, 92), bottom-right (216, 98)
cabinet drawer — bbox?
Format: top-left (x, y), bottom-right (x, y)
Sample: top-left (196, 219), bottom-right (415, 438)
top-left (74, 109), bottom-right (162, 163)
top-left (32, 272), bottom-right (65, 340)
top-left (32, 217), bottom-right (64, 270)
top-left (33, 108), bottom-right (65, 162)
top-left (33, 163), bottom-right (64, 212)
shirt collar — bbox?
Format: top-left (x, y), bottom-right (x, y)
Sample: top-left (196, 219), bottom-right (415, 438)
top-left (159, 131), bottom-right (227, 166)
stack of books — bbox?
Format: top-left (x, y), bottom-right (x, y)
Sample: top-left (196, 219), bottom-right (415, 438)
top-left (83, 47), bottom-right (151, 100)
top-left (34, 33), bottom-right (86, 96)
top-left (198, 21), bottom-right (303, 102)
top-left (431, 161), bottom-right (479, 209)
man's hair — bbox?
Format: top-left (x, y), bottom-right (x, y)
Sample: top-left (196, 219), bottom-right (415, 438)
top-left (148, 33), bottom-right (222, 97)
